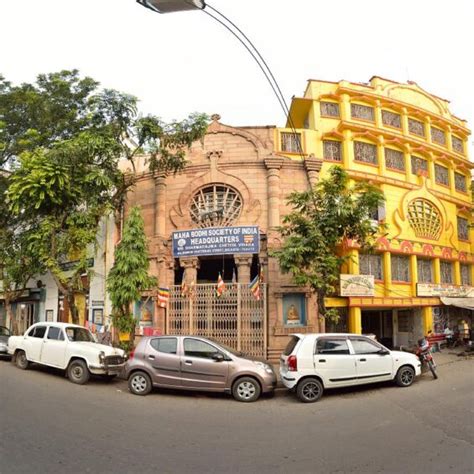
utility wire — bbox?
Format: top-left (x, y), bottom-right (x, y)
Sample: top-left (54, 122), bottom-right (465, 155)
top-left (191, 1), bottom-right (305, 158)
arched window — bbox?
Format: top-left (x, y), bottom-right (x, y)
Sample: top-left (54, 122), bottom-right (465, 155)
top-left (189, 184), bottom-right (242, 228)
top-left (407, 199), bottom-right (442, 240)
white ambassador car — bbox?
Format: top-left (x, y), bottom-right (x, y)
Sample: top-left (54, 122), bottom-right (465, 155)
top-left (280, 333), bottom-right (421, 403)
top-left (8, 322), bottom-right (126, 384)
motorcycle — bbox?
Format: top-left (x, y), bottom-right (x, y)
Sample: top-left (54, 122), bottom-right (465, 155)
top-left (416, 338), bottom-right (438, 379)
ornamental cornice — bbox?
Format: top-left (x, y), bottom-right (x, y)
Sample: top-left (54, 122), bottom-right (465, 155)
top-left (336, 121), bottom-right (473, 168)
top-left (335, 86), bottom-right (470, 136)
top-left (304, 155), bottom-right (323, 172)
top-left (264, 155), bottom-right (284, 170)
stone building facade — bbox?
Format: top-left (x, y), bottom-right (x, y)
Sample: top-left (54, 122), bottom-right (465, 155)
top-left (123, 115), bottom-right (324, 360)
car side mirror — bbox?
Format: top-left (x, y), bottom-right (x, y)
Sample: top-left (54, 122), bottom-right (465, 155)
top-left (378, 349), bottom-right (390, 356)
top-left (212, 353), bottom-right (225, 362)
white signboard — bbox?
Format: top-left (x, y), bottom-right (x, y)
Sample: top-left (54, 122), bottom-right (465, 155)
top-left (417, 283), bottom-right (474, 298)
top-left (340, 274), bottom-right (375, 297)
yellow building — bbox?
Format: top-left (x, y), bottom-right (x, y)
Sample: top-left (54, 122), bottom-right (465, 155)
top-left (278, 76), bottom-right (473, 348)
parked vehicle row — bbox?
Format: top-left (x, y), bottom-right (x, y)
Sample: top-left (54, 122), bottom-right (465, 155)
top-left (6, 323), bottom-right (423, 403)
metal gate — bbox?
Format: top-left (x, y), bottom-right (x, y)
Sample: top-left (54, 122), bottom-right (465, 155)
top-left (167, 283), bottom-right (267, 358)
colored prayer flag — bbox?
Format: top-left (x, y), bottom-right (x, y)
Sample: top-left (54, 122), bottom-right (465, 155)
top-left (181, 274), bottom-right (188, 297)
top-left (157, 287), bottom-right (170, 308)
top-left (217, 272), bottom-right (226, 297)
top-left (249, 274), bottom-right (260, 300)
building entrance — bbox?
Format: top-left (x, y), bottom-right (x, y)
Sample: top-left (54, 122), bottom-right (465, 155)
top-left (197, 256), bottom-right (236, 283)
top-left (167, 283), bottom-right (266, 357)
top-left (361, 310), bottom-right (393, 348)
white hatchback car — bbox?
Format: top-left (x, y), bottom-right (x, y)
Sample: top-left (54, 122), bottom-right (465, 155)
top-left (280, 333), bottom-right (421, 403)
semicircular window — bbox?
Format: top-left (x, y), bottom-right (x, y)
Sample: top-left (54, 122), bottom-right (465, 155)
top-left (190, 184), bottom-right (242, 228)
top-left (407, 199), bottom-right (442, 240)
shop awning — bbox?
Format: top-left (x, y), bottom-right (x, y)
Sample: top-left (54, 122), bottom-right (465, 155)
top-left (440, 297), bottom-right (474, 310)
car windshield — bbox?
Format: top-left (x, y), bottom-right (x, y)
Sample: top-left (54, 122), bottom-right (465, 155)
top-left (206, 338), bottom-right (242, 356)
top-left (0, 327), bottom-right (11, 337)
top-left (65, 327), bottom-right (94, 342)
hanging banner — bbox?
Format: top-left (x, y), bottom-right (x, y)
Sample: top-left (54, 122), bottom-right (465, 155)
top-left (172, 226), bottom-right (260, 257)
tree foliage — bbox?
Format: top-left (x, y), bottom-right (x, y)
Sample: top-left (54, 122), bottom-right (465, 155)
top-left (0, 172), bottom-right (45, 333)
top-left (2, 70), bottom-right (208, 324)
top-left (274, 166), bottom-right (385, 321)
top-left (107, 206), bottom-right (156, 339)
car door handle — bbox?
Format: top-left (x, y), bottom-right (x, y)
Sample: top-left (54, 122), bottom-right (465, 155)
top-left (148, 355), bottom-right (155, 360)
top-left (184, 360), bottom-right (193, 365)
top-left (359, 358), bottom-right (367, 362)
top-left (318, 359), bottom-right (326, 363)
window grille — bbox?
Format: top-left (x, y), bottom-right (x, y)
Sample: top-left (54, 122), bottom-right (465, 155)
top-left (382, 110), bottom-right (401, 128)
top-left (281, 132), bottom-right (302, 153)
top-left (408, 118), bottom-right (425, 137)
top-left (359, 254), bottom-right (383, 280)
top-left (320, 102), bottom-right (340, 117)
top-left (417, 259), bottom-right (433, 283)
top-left (457, 217), bottom-right (469, 240)
top-left (385, 148), bottom-right (405, 171)
top-left (431, 126), bottom-right (446, 145)
top-left (440, 261), bottom-right (453, 284)
top-left (454, 173), bottom-right (467, 192)
top-left (411, 155), bottom-right (428, 175)
top-left (323, 140), bottom-right (342, 161)
top-left (354, 141), bottom-right (377, 165)
top-left (461, 264), bottom-right (471, 286)
top-left (452, 136), bottom-right (464, 154)
top-left (391, 255), bottom-right (410, 282)
top-left (189, 184), bottom-right (242, 228)
top-left (434, 164), bottom-right (449, 186)
top-left (407, 199), bottom-right (442, 240)
top-left (351, 104), bottom-right (375, 121)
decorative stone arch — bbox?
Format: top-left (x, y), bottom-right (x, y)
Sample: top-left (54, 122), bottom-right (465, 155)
top-left (205, 114), bottom-right (270, 159)
top-left (170, 169), bottom-right (262, 229)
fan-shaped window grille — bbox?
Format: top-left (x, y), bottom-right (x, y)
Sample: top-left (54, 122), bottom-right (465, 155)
top-left (407, 199), bottom-right (442, 240)
top-left (190, 184), bottom-right (242, 228)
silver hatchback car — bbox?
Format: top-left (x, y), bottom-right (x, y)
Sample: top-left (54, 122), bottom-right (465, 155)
top-left (124, 335), bottom-right (276, 402)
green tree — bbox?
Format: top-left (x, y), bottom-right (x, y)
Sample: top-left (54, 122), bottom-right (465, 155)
top-left (107, 206), bottom-right (156, 345)
top-left (3, 70), bottom-right (208, 324)
top-left (0, 172), bottom-right (45, 333)
top-left (274, 166), bottom-right (385, 322)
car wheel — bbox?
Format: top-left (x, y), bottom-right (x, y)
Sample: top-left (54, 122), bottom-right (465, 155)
top-left (15, 350), bottom-right (29, 370)
top-left (128, 371), bottom-right (152, 396)
top-left (67, 360), bottom-right (90, 385)
top-left (232, 377), bottom-right (261, 403)
top-left (395, 365), bottom-right (415, 387)
top-left (296, 378), bottom-right (323, 403)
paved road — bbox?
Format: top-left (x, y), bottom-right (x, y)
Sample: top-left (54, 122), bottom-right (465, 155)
top-left (1, 356), bottom-right (473, 474)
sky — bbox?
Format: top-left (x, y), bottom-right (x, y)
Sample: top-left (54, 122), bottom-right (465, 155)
top-left (1, 0), bottom-right (473, 156)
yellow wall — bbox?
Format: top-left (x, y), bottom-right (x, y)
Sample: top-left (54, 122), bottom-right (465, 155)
top-left (278, 77), bottom-right (473, 333)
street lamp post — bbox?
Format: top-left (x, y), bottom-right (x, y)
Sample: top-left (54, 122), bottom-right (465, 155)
top-left (136, 0), bottom-right (303, 156)
top-left (136, 0), bottom-right (206, 14)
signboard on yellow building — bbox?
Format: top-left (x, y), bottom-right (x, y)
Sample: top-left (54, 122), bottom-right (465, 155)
top-left (340, 274), bottom-right (375, 296)
top-left (417, 283), bottom-right (474, 298)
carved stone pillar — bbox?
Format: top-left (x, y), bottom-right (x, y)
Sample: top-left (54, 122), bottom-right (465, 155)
top-left (235, 254), bottom-right (253, 284)
top-left (180, 257), bottom-right (200, 285)
top-left (304, 155), bottom-right (323, 188)
top-left (154, 173), bottom-right (167, 237)
top-left (264, 156), bottom-right (284, 229)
